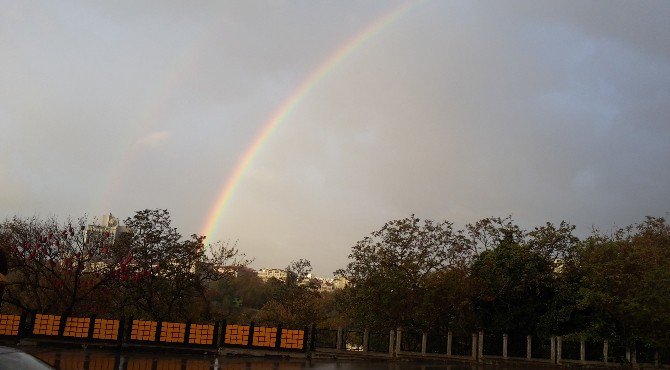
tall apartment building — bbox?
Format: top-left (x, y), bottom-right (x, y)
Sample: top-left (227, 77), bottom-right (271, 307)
top-left (84, 213), bottom-right (128, 245)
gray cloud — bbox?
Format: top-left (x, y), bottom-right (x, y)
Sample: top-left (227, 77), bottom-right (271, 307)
top-left (1, 1), bottom-right (668, 275)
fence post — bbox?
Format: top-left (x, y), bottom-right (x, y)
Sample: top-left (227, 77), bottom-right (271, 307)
top-left (184, 320), bottom-right (191, 345)
top-left (248, 322), bottom-right (255, 347)
top-left (221, 320), bottom-right (228, 348)
top-left (336, 327), bottom-right (343, 351)
top-left (86, 315), bottom-right (96, 340)
top-left (388, 329), bottom-right (395, 356)
top-left (27, 311), bottom-right (36, 337)
top-left (127, 317), bottom-right (135, 343)
top-left (395, 327), bottom-right (402, 355)
top-left (310, 324), bottom-right (317, 352)
top-left (302, 326), bottom-right (309, 352)
top-left (275, 325), bottom-right (283, 350)
top-left (118, 316), bottom-right (126, 347)
top-left (17, 312), bottom-right (28, 340)
top-left (580, 338), bottom-right (585, 363)
top-left (447, 331), bottom-right (452, 356)
top-left (155, 320), bottom-right (162, 343)
top-left (556, 336), bottom-right (562, 364)
top-left (471, 333), bottom-right (478, 361)
top-left (478, 331), bottom-right (484, 360)
top-left (421, 331), bottom-right (427, 356)
top-left (526, 335), bottom-right (532, 360)
top-left (58, 314), bottom-right (67, 337)
top-left (631, 348), bottom-right (637, 366)
top-left (502, 333), bottom-right (508, 358)
top-left (212, 321), bottom-right (221, 349)
top-left (603, 340), bottom-right (608, 364)
top-left (363, 328), bottom-right (369, 353)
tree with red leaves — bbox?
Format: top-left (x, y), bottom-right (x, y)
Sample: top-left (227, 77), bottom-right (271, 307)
top-left (0, 216), bottom-right (124, 316)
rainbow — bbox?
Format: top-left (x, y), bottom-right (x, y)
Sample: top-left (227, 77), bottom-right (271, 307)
top-left (200, 1), bottom-right (421, 240)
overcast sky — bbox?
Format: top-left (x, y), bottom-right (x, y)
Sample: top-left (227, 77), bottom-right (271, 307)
top-left (1, 1), bottom-right (669, 276)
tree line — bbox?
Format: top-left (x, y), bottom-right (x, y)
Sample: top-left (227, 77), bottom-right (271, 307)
top-left (1, 210), bottom-right (668, 349)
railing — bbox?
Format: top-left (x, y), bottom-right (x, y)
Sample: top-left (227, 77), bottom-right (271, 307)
top-left (367, 330), bottom-right (391, 353)
top-left (2, 314), bottom-right (670, 367)
top-left (314, 328), bottom-right (338, 349)
top-left (0, 312), bottom-right (308, 352)
top-left (309, 327), bottom-right (669, 367)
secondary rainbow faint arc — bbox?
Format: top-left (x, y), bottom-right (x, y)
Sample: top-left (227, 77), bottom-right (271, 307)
top-left (200, 1), bottom-right (420, 240)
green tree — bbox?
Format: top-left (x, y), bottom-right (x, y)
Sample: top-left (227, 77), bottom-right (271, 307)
top-left (255, 259), bottom-right (322, 327)
top-left (470, 230), bottom-right (556, 335)
top-left (575, 217), bottom-right (670, 346)
top-left (111, 209), bottom-right (249, 320)
top-left (418, 266), bottom-right (475, 334)
top-left (337, 216), bottom-right (465, 330)
top-left (209, 267), bottom-right (272, 322)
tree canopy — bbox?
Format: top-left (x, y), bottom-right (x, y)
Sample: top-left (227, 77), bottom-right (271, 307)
top-left (2, 210), bottom-right (669, 349)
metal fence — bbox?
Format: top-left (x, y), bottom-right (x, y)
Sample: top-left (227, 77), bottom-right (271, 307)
top-left (314, 328), bottom-right (338, 349)
top-left (426, 332), bottom-right (448, 354)
top-left (560, 337), bottom-right (580, 361)
top-left (4, 313), bottom-right (670, 366)
top-left (531, 336), bottom-right (552, 359)
top-left (482, 333), bottom-right (503, 356)
top-left (450, 334), bottom-right (472, 357)
top-left (343, 329), bottom-right (364, 352)
top-left (367, 330), bottom-right (390, 353)
top-left (400, 328), bottom-right (422, 353)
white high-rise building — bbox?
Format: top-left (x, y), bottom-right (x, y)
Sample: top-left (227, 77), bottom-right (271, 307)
top-left (84, 213), bottom-right (128, 245)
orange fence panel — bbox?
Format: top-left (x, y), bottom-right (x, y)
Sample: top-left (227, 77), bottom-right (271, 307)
top-left (159, 321), bottom-right (186, 343)
top-left (188, 323), bottom-right (214, 345)
top-left (130, 320), bottom-right (157, 341)
top-left (280, 329), bottom-right (304, 350)
top-left (0, 314), bottom-right (21, 336)
top-left (63, 317), bottom-right (90, 338)
top-left (224, 324), bottom-right (250, 346)
top-left (92, 318), bottom-right (119, 340)
top-left (252, 326), bottom-right (277, 347)
top-left (33, 314), bottom-right (61, 336)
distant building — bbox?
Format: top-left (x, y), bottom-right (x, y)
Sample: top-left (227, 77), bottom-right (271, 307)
top-left (333, 276), bottom-right (349, 289)
top-left (312, 276), bottom-right (349, 292)
top-left (213, 265), bottom-right (257, 278)
top-left (316, 278), bottom-right (335, 292)
top-left (84, 213), bottom-right (128, 245)
top-left (255, 268), bottom-right (349, 289)
top-left (257, 268), bottom-right (288, 282)
top-left (82, 214), bottom-right (129, 272)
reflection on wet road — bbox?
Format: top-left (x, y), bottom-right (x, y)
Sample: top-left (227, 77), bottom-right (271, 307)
top-left (23, 348), bottom-right (551, 370)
